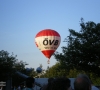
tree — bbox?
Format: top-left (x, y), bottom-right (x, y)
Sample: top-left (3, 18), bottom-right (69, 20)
top-left (54, 19), bottom-right (100, 76)
top-left (0, 50), bottom-right (17, 80)
top-left (44, 63), bottom-right (67, 78)
top-left (0, 50), bottom-right (38, 87)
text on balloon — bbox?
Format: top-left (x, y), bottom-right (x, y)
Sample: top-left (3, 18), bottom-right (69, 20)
top-left (43, 38), bottom-right (59, 46)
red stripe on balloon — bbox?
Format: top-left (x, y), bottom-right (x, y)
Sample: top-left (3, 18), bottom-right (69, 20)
top-left (35, 42), bottom-right (38, 47)
top-left (35, 29), bottom-right (60, 37)
top-left (41, 50), bottom-right (55, 59)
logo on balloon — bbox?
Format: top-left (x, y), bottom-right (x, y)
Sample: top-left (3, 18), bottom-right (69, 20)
top-left (43, 38), bottom-right (59, 46)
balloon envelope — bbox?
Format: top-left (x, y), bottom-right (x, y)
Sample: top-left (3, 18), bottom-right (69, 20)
top-left (36, 67), bottom-right (42, 73)
top-left (35, 29), bottom-right (61, 60)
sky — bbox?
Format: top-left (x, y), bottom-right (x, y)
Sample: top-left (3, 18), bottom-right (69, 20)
top-left (0, 0), bottom-right (100, 70)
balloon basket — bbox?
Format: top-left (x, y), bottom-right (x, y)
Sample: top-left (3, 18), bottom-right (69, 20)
top-left (47, 60), bottom-right (50, 64)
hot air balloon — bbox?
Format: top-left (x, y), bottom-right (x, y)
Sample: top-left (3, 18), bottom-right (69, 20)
top-left (36, 67), bottom-right (42, 73)
top-left (35, 29), bottom-right (61, 64)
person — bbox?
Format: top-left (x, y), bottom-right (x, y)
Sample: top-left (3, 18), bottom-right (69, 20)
top-left (75, 74), bottom-right (99, 90)
top-left (40, 78), bottom-right (54, 90)
top-left (24, 77), bottom-right (35, 90)
top-left (74, 77), bottom-right (91, 90)
top-left (50, 77), bottom-right (71, 90)
top-left (17, 85), bottom-right (21, 90)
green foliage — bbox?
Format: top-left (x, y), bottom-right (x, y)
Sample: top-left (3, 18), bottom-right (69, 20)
top-left (0, 50), bottom-right (37, 86)
top-left (44, 64), bottom-right (100, 85)
top-left (0, 50), bottom-right (17, 80)
top-left (54, 19), bottom-right (100, 76)
top-left (52, 19), bottom-right (100, 85)
top-left (44, 63), bottom-right (67, 78)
